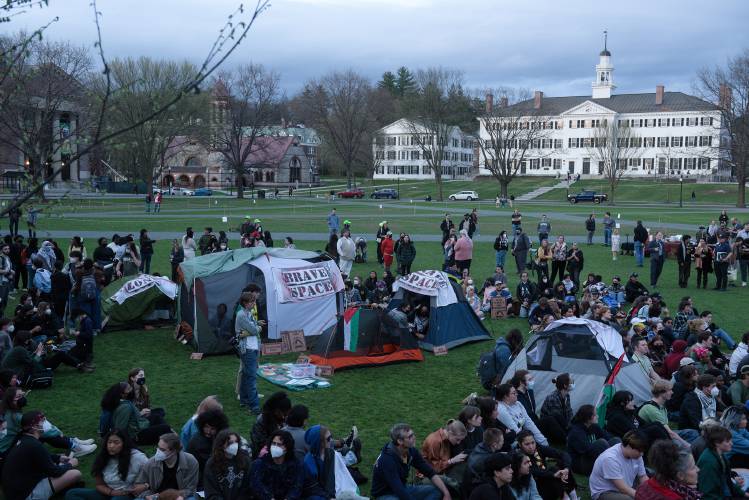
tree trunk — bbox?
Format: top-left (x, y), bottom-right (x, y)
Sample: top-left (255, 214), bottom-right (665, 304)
top-left (434, 171), bottom-right (443, 201)
top-left (346, 164), bottom-right (353, 189)
top-left (236, 173), bottom-right (244, 199)
top-left (738, 176), bottom-right (746, 208)
top-left (609, 180), bottom-right (616, 205)
top-left (499, 179), bottom-right (509, 198)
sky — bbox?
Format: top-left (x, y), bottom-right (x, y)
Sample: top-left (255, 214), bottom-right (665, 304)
top-left (7, 0), bottom-right (749, 98)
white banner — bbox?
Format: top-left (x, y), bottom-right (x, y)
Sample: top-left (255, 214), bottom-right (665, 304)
top-left (273, 264), bottom-right (343, 303)
top-left (392, 270), bottom-right (458, 307)
top-left (110, 275), bottom-right (178, 304)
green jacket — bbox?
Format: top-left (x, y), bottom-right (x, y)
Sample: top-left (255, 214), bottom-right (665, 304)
top-left (1, 346), bottom-right (45, 380)
top-left (697, 447), bottom-right (743, 500)
top-left (728, 379), bottom-right (749, 406)
top-left (113, 400), bottom-right (149, 441)
top-left (395, 241), bottom-right (416, 264)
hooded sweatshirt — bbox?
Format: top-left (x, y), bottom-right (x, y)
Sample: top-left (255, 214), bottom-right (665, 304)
top-left (302, 425), bottom-right (336, 499)
top-left (664, 340), bottom-right (688, 377)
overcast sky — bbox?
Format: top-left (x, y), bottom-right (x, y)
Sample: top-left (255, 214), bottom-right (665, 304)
top-left (8, 0), bottom-right (749, 97)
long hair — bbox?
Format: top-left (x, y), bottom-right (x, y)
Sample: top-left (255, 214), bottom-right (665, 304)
top-left (210, 429), bottom-right (248, 474)
top-left (510, 451), bottom-right (531, 490)
top-left (101, 382), bottom-right (128, 412)
top-left (0, 386), bottom-right (23, 414)
top-left (267, 429), bottom-right (296, 462)
top-left (92, 430), bottom-right (134, 481)
top-left (128, 368), bottom-right (149, 402)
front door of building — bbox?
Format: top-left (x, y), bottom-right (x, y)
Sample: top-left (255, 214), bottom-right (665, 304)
top-left (568, 161), bottom-right (575, 174)
top-left (582, 158), bottom-right (591, 175)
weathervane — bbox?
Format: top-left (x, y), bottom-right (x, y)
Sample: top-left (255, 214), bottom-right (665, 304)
top-left (603, 29), bottom-right (608, 51)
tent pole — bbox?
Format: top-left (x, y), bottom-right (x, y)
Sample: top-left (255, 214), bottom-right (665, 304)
top-left (193, 278), bottom-right (198, 349)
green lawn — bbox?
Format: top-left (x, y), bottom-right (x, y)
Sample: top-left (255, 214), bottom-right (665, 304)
top-left (12, 194), bottom-right (749, 499)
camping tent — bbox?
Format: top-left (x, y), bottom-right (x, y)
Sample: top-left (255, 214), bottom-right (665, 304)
top-left (178, 247), bottom-right (344, 354)
top-left (500, 318), bottom-right (652, 410)
top-left (388, 270), bottom-right (492, 351)
top-left (308, 306), bottom-right (424, 370)
top-left (102, 274), bottom-right (178, 330)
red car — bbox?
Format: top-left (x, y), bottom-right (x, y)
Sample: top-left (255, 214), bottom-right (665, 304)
top-left (336, 188), bottom-right (365, 199)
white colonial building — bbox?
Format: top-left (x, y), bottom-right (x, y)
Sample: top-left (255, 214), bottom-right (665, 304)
top-left (372, 118), bottom-right (477, 180)
top-left (478, 44), bottom-right (724, 178)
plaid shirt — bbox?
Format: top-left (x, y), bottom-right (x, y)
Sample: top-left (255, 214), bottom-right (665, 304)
top-left (673, 311), bottom-right (695, 339)
top-left (540, 390), bottom-right (573, 428)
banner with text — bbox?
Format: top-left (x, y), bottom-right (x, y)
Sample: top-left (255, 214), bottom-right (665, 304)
top-left (392, 270), bottom-right (457, 307)
top-left (273, 264), bottom-right (343, 303)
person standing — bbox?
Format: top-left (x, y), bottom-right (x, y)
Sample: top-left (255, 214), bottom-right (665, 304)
top-left (395, 234), bottom-right (416, 276)
top-left (739, 233), bottom-right (749, 287)
top-left (26, 204), bottom-right (39, 239)
top-left (648, 231), bottom-right (665, 287)
top-left (460, 213), bottom-right (476, 239)
top-left (676, 234), bottom-right (692, 288)
top-left (375, 221), bottom-right (388, 265)
top-left (611, 229), bottom-right (621, 261)
top-left (454, 229), bottom-right (474, 273)
top-left (633, 221), bottom-right (648, 267)
top-left (565, 243), bottom-right (584, 286)
top-left (182, 228), bottom-right (197, 261)
top-left (494, 231), bottom-right (509, 269)
top-left (380, 231), bottom-right (395, 273)
top-left (602, 212), bottom-right (614, 247)
top-left (512, 228), bottom-right (531, 275)
top-left (440, 214), bottom-right (454, 246)
top-left (550, 236), bottom-right (567, 284)
top-left (153, 191), bottom-right (162, 213)
top-left (8, 205), bottom-right (21, 237)
top-left (511, 209), bottom-right (522, 233)
top-left (537, 215), bottom-right (551, 244)
top-left (585, 214), bottom-right (596, 245)
top-left (236, 291), bottom-right (264, 414)
top-left (170, 239), bottom-right (184, 282)
top-left (336, 229), bottom-right (356, 279)
top-left (145, 193), bottom-right (152, 213)
top-left (471, 208), bottom-right (479, 236)
top-left (713, 232), bottom-right (731, 292)
top-left (139, 229), bottom-right (155, 275)
top-left (327, 208), bottom-right (339, 235)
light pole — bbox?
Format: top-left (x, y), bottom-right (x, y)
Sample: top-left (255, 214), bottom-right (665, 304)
top-left (679, 176), bottom-right (683, 208)
top-left (397, 177), bottom-right (400, 199)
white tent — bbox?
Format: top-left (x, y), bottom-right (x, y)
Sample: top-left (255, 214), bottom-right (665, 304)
top-left (501, 318), bottom-right (652, 411)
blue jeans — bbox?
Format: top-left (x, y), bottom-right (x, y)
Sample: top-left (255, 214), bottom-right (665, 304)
top-left (495, 250), bottom-right (507, 268)
top-left (154, 203), bottom-right (161, 213)
top-left (712, 328), bottom-right (736, 349)
top-left (608, 291), bottom-right (625, 304)
top-left (377, 484), bottom-right (441, 500)
top-left (65, 488), bottom-right (117, 500)
top-left (240, 349), bottom-right (260, 411)
top-left (145, 202), bottom-right (151, 213)
top-left (634, 241), bottom-right (644, 266)
top-left (140, 254), bottom-right (152, 274)
top-left (604, 228), bottom-right (612, 246)
top-left (677, 429), bottom-right (700, 443)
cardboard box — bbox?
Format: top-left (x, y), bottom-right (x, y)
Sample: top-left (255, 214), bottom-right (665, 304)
top-left (433, 345), bottom-right (448, 356)
top-left (189, 353), bottom-right (204, 360)
top-left (283, 330), bottom-right (307, 352)
top-left (261, 343), bottom-right (284, 356)
top-left (315, 365), bottom-right (335, 377)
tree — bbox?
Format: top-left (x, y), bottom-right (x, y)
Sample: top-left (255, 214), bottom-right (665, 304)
top-left (401, 68), bottom-right (466, 201)
top-left (212, 64), bottom-right (280, 199)
top-left (695, 50), bottom-right (749, 207)
top-left (0, 35), bottom-right (93, 193)
top-left (475, 88), bottom-right (553, 197)
top-left (93, 57), bottom-right (207, 188)
top-left (395, 66), bottom-right (417, 98)
top-left (586, 121), bottom-right (640, 204)
top-left (378, 71), bottom-right (397, 95)
top-left (294, 70), bottom-right (379, 189)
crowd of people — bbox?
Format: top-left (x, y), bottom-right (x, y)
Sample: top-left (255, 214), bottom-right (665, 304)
top-left (1, 200), bottom-right (749, 500)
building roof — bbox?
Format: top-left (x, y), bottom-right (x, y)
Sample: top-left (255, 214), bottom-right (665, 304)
top-left (242, 136), bottom-right (296, 166)
top-left (255, 125), bottom-right (321, 145)
top-left (503, 91), bottom-right (718, 116)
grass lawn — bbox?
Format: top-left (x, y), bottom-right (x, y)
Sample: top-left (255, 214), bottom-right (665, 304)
top-left (13, 196), bottom-right (749, 499)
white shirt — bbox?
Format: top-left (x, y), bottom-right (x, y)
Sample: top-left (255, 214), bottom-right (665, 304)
top-left (589, 444), bottom-right (646, 500)
top-left (337, 236), bottom-right (356, 261)
top-left (496, 400), bottom-right (548, 446)
top-left (730, 343), bottom-right (748, 375)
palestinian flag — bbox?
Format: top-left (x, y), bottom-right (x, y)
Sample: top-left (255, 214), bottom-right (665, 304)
top-left (343, 307), bottom-right (360, 352)
top-left (596, 353), bottom-right (626, 427)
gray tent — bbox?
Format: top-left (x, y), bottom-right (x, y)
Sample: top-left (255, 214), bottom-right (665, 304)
top-left (501, 318), bottom-right (652, 411)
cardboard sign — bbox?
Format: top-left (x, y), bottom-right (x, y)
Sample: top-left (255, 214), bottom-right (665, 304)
top-left (190, 352), bottom-right (204, 360)
top-left (281, 333), bottom-right (292, 353)
top-left (261, 343), bottom-right (284, 356)
top-left (283, 330), bottom-right (307, 352)
top-left (491, 298), bottom-right (507, 319)
top-left (315, 365), bottom-right (335, 377)
top-left (296, 354), bottom-right (311, 364)
top-left (433, 345), bottom-right (448, 356)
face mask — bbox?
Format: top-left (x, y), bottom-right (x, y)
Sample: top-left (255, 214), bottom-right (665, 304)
top-left (220, 244), bottom-right (227, 250)
top-left (45, 309), bottom-right (52, 316)
top-left (225, 443), bottom-right (239, 457)
top-left (41, 419), bottom-right (52, 432)
top-left (154, 449), bottom-right (171, 462)
top-left (570, 383), bottom-right (576, 391)
top-left (7, 325), bottom-right (14, 333)
top-left (527, 380), bottom-right (535, 390)
top-left (136, 377), bottom-right (146, 386)
top-left (270, 445), bottom-right (284, 458)
top-left (70, 257), bottom-right (78, 264)
top-left (711, 386), bottom-right (721, 398)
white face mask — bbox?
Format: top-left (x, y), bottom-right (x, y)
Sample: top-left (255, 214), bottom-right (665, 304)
top-left (154, 449), bottom-right (171, 462)
top-left (710, 386), bottom-right (721, 398)
top-left (527, 380), bottom-right (535, 390)
top-left (41, 419), bottom-right (52, 432)
top-left (270, 445), bottom-right (284, 458)
top-left (225, 443), bottom-right (239, 457)
top-left (44, 309), bottom-right (52, 316)
top-left (7, 325), bottom-right (14, 333)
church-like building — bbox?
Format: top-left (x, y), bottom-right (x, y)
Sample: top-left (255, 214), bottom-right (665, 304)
top-left (478, 39), bottom-right (726, 178)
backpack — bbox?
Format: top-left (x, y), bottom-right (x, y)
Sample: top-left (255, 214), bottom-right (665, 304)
top-left (477, 339), bottom-right (513, 391)
top-left (635, 400), bottom-right (659, 427)
top-left (27, 368), bottom-right (53, 389)
top-left (81, 274), bottom-right (97, 301)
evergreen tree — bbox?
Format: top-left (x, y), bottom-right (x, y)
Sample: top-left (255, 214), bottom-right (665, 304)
top-left (378, 71), bottom-right (397, 95)
top-left (395, 66), bottom-right (417, 97)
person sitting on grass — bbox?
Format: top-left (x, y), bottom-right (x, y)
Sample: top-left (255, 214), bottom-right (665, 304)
top-left (457, 405), bottom-right (484, 453)
top-left (128, 367), bottom-right (166, 426)
top-left (203, 429), bottom-right (251, 500)
top-left (303, 424), bottom-right (358, 500)
top-left (496, 383), bottom-right (548, 447)
top-left (720, 405), bottom-right (749, 469)
top-left (566, 404), bottom-right (619, 475)
top-left (468, 452), bottom-right (514, 500)
top-left (635, 439), bottom-right (701, 500)
top-left (464, 428), bottom-right (505, 496)
top-left (187, 408), bottom-right (230, 489)
top-left (510, 370), bottom-right (539, 426)
top-left (728, 365), bottom-right (749, 407)
top-left (517, 429), bottom-right (576, 500)
top-left (1, 329), bottom-right (93, 381)
top-left (179, 395), bottom-right (223, 449)
top-left (133, 432), bottom-right (199, 499)
top-left (638, 379), bottom-right (698, 445)
top-left (697, 425), bottom-right (749, 499)
top-left (251, 391), bottom-right (292, 458)
top-left (1, 410), bottom-right (83, 500)
top-left (64, 429), bottom-right (148, 500)
top-left (283, 404), bottom-right (311, 461)
top-left (588, 430), bottom-right (648, 500)
top-left (679, 373), bottom-right (722, 434)
top-left (538, 373), bottom-right (573, 444)
top-left (371, 423), bottom-right (451, 500)
top-left (421, 419), bottom-right (469, 492)
top-left (102, 382), bottom-right (171, 446)
top-left (509, 451), bottom-right (541, 500)
top-left (250, 430), bottom-right (304, 500)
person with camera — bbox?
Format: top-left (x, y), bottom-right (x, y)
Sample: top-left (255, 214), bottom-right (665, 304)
top-left (1, 330), bottom-right (93, 383)
top-left (236, 291), bottom-right (265, 416)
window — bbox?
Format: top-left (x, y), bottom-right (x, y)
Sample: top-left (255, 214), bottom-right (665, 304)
top-left (410, 150), bottom-right (420, 160)
top-left (617, 138), bottom-right (628, 147)
top-left (670, 158), bottom-right (682, 170)
top-left (644, 137), bottom-right (655, 147)
top-left (554, 139), bottom-right (562, 149)
top-left (631, 119), bottom-right (642, 127)
top-left (577, 119), bottom-right (585, 128)
top-left (684, 158), bottom-right (696, 170)
top-left (657, 137), bottom-right (669, 147)
top-left (553, 158), bottom-right (562, 169)
top-left (629, 158), bottom-right (641, 168)
top-left (568, 138), bottom-right (577, 148)
top-left (542, 158), bottom-right (551, 169)
top-left (386, 136), bottom-right (396, 146)
top-left (422, 165), bottom-right (431, 175)
top-left (673, 117), bottom-right (684, 127)
top-left (699, 136), bottom-right (713, 146)
top-left (630, 137), bottom-right (643, 148)
top-left (699, 158), bottom-right (711, 170)
top-left (569, 120), bottom-right (576, 129)
top-left (592, 119), bottom-right (601, 128)
top-left (530, 159), bottom-right (540, 169)
top-left (700, 117), bottom-right (714, 126)
top-left (643, 158), bottom-right (654, 170)
top-left (387, 151), bottom-right (396, 160)
top-left (584, 138), bottom-right (594, 148)
top-left (532, 139), bottom-right (541, 149)
top-left (452, 138), bottom-right (459, 148)
top-left (685, 136), bottom-right (698, 147)
top-left (645, 118), bottom-right (656, 127)
top-left (375, 151), bottom-right (384, 160)
top-left (658, 118), bottom-right (670, 127)
top-left (671, 137), bottom-right (683, 147)
top-left (686, 117), bottom-right (699, 126)
top-left (542, 139), bottom-right (552, 149)
top-left (423, 151), bottom-right (432, 160)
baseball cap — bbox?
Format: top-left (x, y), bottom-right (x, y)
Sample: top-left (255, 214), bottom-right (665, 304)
top-left (629, 272), bottom-right (638, 278)
top-left (679, 357), bottom-right (696, 367)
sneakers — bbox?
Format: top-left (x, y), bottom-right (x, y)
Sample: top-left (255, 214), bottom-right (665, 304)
top-left (344, 426), bottom-right (358, 448)
top-left (77, 363), bottom-right (95, 373)
top-left (72, 437), bottom-right (95, 446)
top-left (72, 442), bottom-right (97, 457)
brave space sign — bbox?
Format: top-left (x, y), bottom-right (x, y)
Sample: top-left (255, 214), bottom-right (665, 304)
top-left (273, 264), bottom-right (342, 303)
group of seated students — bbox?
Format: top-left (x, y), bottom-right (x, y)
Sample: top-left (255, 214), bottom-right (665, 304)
top-left (1, 389), bottom-right (365, 500)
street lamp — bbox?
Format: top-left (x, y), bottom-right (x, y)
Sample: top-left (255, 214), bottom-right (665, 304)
top-left (397, 177), bottom-right (400, 199)
top-left (679, 176), bottom-right (683, 208)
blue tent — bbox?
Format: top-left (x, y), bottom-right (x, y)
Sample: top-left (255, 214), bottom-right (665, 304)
top-left (388, 270), bottom-right (492, 351)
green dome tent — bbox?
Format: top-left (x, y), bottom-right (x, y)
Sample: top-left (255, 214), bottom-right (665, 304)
top-left (101, 275), bottom-right (178, 330)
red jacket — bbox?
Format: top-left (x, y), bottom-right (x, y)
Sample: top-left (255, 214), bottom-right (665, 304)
top-left (635, 478), bottom-right (687, 500)
top-left (380, 238), bottom-right (395, 266)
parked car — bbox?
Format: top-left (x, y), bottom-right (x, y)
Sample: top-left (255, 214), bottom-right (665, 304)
top-left (193, 187), bottom-right (213, 196)
top-left (337, 188), bottom-right (365, 199)
top-left (173, 187), bottom-right (194, 196)
top-left (567, 190), bottom-right (608, 204)
top-left (370, 188), bottom-right (399, 199)
top-left (448, 190), bottom-right (479, 201)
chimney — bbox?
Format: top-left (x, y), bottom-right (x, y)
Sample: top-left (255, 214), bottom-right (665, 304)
top-left (655, 85), bottom-right (664, 105)
top-left (719, 84), bottom-right (732, 110)
top-left (485, 93), bottom-right (494, 114)
top-left (534, 91), bottom-right (543, 110)
top-left (500, 96), bottom-right (508, 108)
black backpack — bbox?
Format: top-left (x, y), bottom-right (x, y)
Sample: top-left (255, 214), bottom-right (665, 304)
top-left (81, 274), bottom-right (97, 301)
top-left (477, 340), bottom-right (513, 391)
